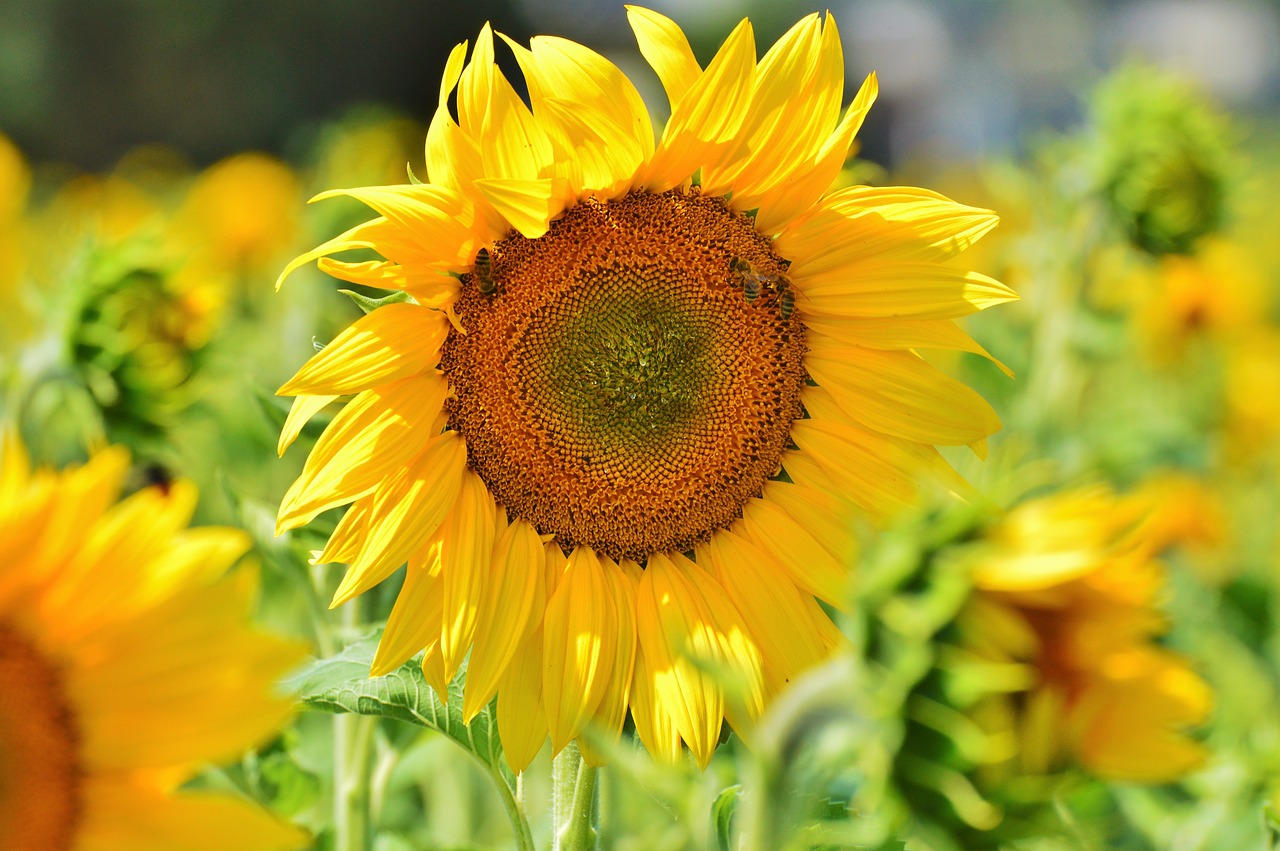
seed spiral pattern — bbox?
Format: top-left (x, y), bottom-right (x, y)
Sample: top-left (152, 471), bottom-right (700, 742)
top-left (441, 189), bottom-right (807, 562)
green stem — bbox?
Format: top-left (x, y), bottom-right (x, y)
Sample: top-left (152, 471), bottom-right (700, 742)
top-left (552, 742), bottom-right (599, 851)
top-left (332, 589), bottom-right (374, 851)
top-left (490, 766), bottom-right (537, 851)
top-left (334, 713), bottom-right (377, 851)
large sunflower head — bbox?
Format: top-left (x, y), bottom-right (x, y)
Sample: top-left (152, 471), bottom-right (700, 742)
top-left (0, 436), bottom-right (307, 850)
top-left (275, 7), bottom-right (1013, 770)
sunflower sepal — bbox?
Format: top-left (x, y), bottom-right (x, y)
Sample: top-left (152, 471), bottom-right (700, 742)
top-left (337, 287), bottom-right (414, 315)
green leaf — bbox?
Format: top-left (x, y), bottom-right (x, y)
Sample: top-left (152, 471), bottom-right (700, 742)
top-left (338, 288), bottom-right (413, 315)
top-left (286, 635), bottom-right (509, 778)
top-left (1265, 803), bottom-right (1280, 850)
top-left (258, 749), bottom-right (323, 818)
top-left (712, 785), bottom-right (741, 851)
top-left (407, 162), bottom-right (425, 185)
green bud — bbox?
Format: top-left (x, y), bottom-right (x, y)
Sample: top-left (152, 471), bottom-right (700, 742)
top-left (1086, 64), bottom-right (1233, 256)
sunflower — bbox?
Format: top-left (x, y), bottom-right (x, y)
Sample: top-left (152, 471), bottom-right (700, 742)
top-left (0, 133), bottom-right (29, 346)
top-left (0, 437), bottom-right (308, 851)
top-left (959, 486), bottom-right (1212, 782)
top-left (275, 7), bottom-right (1012, 770)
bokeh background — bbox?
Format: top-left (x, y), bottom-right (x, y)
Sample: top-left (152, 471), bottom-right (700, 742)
top-left (4, 0), bottom-right (1278, 170)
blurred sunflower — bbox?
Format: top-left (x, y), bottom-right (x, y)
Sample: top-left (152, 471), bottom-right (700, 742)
top-left (959, 486), bottom-right (1212, 782)
top-left (173, 153), bottom-right (303, 279)
top-left (276, 7), bottom-right (1012, 769)
top-left (0, 133), bottom-right (30, 345)
top-left (1133, 238), bottom-right (1267, 362)
top-left (0, 437), bottom-right (308, 850)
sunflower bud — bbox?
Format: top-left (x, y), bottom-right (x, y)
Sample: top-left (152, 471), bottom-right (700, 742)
top-left (1086, 65), bottom-right (1233, 256)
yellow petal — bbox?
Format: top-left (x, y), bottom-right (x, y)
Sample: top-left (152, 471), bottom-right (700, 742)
top-left (276, 373), bottom-right (448, 532)
top-left (778, 185), bottom-right (1000, 275)
top-left (277, 394), bottom-right (337, 457)
top-left (439, 470), bottom-right (499, 679)
top-left (705, 14), bottom-right (835, 198)
top-left (330, 432), bottom-right (466, 606)
top-left (497, 622), bottom-right (549, 774)
top-left (277, 302), bottom-right (448, 396)
top-left (806, 316), bottom-right (1013, 378)
top-left (637, 552), bottom-right (724, 767)
top-left (501, 32), bottom-right (654, 195)
top-left (639, 18), bottom-right (757, 193)
top-left (805, 345), bottom-right (1002, 446)
top-left (316, 258), bottom-right (460, 308)
top-left (737, 490), bottom-right (851, 608)
top-left (760, 478), bottom-right (863, 575)
top-left (794, 261), bottom-right (1016, 321)
top-left (78, 780), bottom-right (310, 851)
top-left (634, 551), bottom-right (766, 766)
top-left (625, 6), bottom-right (701, 112)
top-left (473, 176), bottom-right (573, 239)
top-left (1078, 695), bottom-right (1210, 782)
top-left (458, 24), bottom-right (555, 182)
top-left (423, 41), bottom-right (473, 190)
top-left (535, 97), bottom-right (648, 198)
top-left (580, 557), bottom-right (638, 767)
top-left (699, 530), bottom-right (829, 697)
top-left (752, 72), bottom-right (878, 234)
top-left (275, 216), bottom-right (385, 291)
top-left (310, 184), bottom-right (478, 270)
top-left (628, 638), bottom-right (683, 764)
top-left (372, 546), bottom-right (444, 677)
top-left (785, 419), bottom-right (923, 521)
top-left (312, 496), bottom-right (371, 566)
top-left (75, 574), bottom-right (302, 770)
top-left (464, 517), bottom-right (546, 722)
top-left (542, 546), bottom-right (617, 753)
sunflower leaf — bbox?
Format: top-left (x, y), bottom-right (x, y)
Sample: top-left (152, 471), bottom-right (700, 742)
top-left (286, 634), bottom-right (508, 777)
top-left (712, 784), bottom-right (741, 851)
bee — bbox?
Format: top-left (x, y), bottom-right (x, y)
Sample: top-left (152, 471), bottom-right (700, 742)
top-left (730, 256), bottom-right (765, 303)
top-left (474, 247), bottom-right (497, 295)
top-left (731, 256), bottom-right (793, 315)
top-left (780, 289), bottom-right (795, 320)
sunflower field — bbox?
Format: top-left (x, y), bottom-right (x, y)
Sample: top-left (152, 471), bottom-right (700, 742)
top-left (3, 3), bottom-right (1279, 850)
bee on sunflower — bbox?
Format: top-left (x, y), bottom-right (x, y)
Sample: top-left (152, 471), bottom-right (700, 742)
top-left (275, 6), bottom-right (1013, 771)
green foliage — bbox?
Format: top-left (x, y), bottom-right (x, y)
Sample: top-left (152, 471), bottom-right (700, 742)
top-left (286, 636), bottom-right (509, 781)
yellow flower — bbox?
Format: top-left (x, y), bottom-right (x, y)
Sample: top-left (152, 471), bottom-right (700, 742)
top-left (275, 8), bottom-right (1012, 770)
top-left (1127, 471), bottom-right (1227, 567)
top-left (174, 153), bottom-right (303, 277)
top-left (961, 486), bottom-right (1211, 783)
top-left (1225, 330), bottom-right (1280, 460)
top-left (1134, 238), bottom-right (1267, 362)
top-left (0, 133), bottom-right (30, 344)
top-left (0, 437), bottom-right (308, 851)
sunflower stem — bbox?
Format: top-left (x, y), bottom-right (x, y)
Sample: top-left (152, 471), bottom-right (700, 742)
top-left (491, 765), bottom-right (537, 851)
top-left (552, 742), bottom-right (599, 851)
top-left (333, 594), bottom-right (375, 851)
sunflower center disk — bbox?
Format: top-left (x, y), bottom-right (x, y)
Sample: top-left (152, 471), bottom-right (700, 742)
top-left (0, 622), bottom-right (82, 850)
top-left (443, 190), bottom-right (807, 562)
